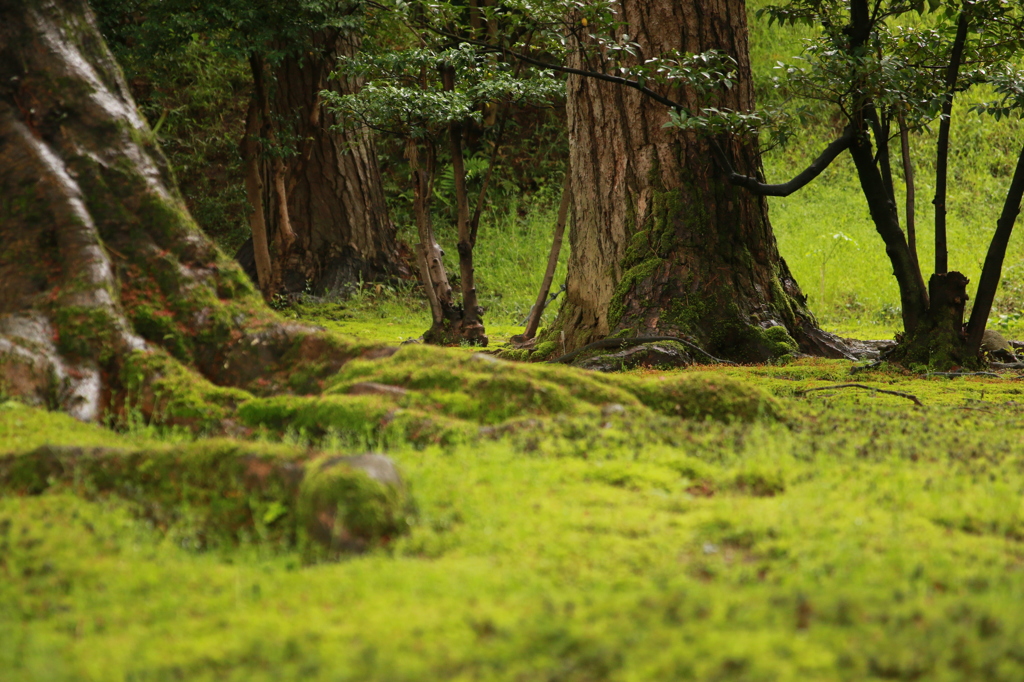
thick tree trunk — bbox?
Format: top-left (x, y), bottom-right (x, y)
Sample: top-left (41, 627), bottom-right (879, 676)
top-left (549, 0), bottom-right (845, 362)
top-left (0, 0), bottom-right (375, 426)
top-left (260, 30), bottom-right (401, 295)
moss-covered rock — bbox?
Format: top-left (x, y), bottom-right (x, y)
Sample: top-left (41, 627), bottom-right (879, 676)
top-left (298, 453), bottom-right (412, 559)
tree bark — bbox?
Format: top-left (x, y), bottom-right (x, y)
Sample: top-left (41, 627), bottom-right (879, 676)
top-left (898, 111), bottom-right (919, 275)
top-left (548, 0), bottom-right (846, 362)
top-left (239, 29), bottom-right (401, 295)
top-left (0, 0), bottom-right (374, 426)
top-left (241, 92), bottom-right (273, 296)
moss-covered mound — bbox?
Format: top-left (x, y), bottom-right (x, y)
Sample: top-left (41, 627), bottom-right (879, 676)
top-left (0, 432), bottom-right (412, 556)
top-left (237, 345), bottom-right (783, 444)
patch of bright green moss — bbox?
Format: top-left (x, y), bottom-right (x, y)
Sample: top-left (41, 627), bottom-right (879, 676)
top-left (0, 401), bottom-right (132, 452)
top-left (236, 346), bottom-right (782, 447)
top-left (119, 350), bottom-right (252, 431)
top-left (628, 372), bottom-right (784, 422)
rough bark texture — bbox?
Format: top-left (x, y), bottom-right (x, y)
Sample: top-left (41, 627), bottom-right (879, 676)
top-left (549, 0), bottom-right (844, 362)
top-left (260, 30), bottom-right (401, 295)
top-left (0, 0), bottom-right (377, 426)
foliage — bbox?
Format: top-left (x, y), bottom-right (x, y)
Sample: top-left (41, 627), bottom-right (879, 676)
top-left (330, 42), bottom-right (562, 136)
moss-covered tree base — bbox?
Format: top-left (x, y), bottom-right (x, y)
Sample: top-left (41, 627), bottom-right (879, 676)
top-left (0, 0), bottom-right (379, 429)
top-left (887, 272), bottom-right (984, 371)
top-left (422, 314), bottom-right (488, 347)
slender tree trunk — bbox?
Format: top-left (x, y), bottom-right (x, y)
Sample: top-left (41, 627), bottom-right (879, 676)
top-left (848, 132), bottom-right (929, 333)
top-left (443, 67), bottom-right (486, 344)
top-left (242, 93), bottom-right (273, 297)
top-left (933, 12), bottom-right (971, 275)
top-left (524, 173), bottom-right (572, 340)
top-left (898, 111), bottom-right (920, 275)
top-left (407, 139), bottom-right (465, 343)
top-left (547, 0), bottom-right (846, 362)
top-left (251, 53), bottom-right (297, 295)
top-left (965, 141), bottom-right (1024, 355)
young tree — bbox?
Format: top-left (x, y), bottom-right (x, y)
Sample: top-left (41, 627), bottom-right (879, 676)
top-left (328, 18), bottom-right (560, 345)
top-left (720, 0), bottom-right (1024, 368)
top-left (93, 0), bottom-right (402, 299)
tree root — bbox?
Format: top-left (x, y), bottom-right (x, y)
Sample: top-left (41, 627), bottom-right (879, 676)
top-left (548, 336), bottom-right (736, 366)
top-left (795, 383), bottom-right (923, 407)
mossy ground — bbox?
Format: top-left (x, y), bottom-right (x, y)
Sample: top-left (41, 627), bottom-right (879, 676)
top-left (6, 349), bottom-right (1024, 680)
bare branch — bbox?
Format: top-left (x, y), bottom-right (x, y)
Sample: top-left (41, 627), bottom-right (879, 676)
top-left (796, 383), bottom-right (923, 406)
top-left (710, 127), bottom-right (855, 197)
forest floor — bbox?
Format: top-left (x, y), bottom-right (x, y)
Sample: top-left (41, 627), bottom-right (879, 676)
top-left (5, 303), bottom-right (1024, 681)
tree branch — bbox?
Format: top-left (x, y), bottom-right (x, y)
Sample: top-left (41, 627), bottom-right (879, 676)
top-left (421, 25), bottom-right (689, 112)
top-left (709, 127), bottom-right (855, 197)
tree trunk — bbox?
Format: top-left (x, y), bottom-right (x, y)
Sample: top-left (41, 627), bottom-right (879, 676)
top-left (239, 29), bottom-right (402, 295)
top-left (0, 0), bottom-right (375, 427)
top-left (523, 172), bottom-right (572, 340)
top-left (548, 0), bottom-right (846, 362)
top-left (444, 66), bottom-right (487, 345)
top-left (890, 273), bottom-right (975, 369)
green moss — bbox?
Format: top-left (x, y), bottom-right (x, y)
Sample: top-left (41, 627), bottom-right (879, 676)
top-left (52, 305), bottom-right (119, 363)
top-left (494, 347), bottom-right (532, 362)
top-left (531, 341), bottom-right (559, 361)
top-left (129, 304), bottom-right (192, 361)
top-left (0, 440), bottom-right (411, 556)
top-left (119, 350), bottom-right (251, 431)
top-left (236, 346), bottom-right (782, 448)
top-left (0, 440), bottom-right (306, 547)
top-left (0, 401), bottom-right (132, 452)
top-left (661, 286), bottom-right (716, 336)
top-left (608, 256), bottom-right (665, 328)
top-left (215, 259), bottom-right (257, 300)
top-left (238, 394), bottom-right (394, 438)
top-left (762, 325), bottom-right (799, 358)
top-left (628, 372), bottom-right (784, 423)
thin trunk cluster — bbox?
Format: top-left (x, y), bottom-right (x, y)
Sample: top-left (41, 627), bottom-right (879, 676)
top-left (404, 61), bottom-right (517, 346)
top-left (720, 0), bottom-right (1023, 368)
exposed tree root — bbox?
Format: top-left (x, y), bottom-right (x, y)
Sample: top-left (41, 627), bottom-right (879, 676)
top-left (796, 383), bottom-right (924, 407)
